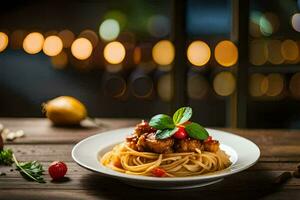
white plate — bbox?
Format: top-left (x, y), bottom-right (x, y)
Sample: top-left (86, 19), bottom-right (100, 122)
top-left (72, 127), bottom-right (260, 189)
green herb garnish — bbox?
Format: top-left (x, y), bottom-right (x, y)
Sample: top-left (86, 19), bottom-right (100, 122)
top-left (185, 122), bottom-right (209, 140)
top-left (149, 114), bottom-right (175, 130)
top-left (149, 107), bottom-right (208, 140)
top-left (13, 154), bottom-right (45, 183)
top-left (173, 107), bottom-right (192, 125)
top-left (0, 149), bottom-right (13, 165)
top-left (156, 127), bottom-right (179, 139)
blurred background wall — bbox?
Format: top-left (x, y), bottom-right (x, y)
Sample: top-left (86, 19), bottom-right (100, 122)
top-left (1, 0), bottom-right (300, 129)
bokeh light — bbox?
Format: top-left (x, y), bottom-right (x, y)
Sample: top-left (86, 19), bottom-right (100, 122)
top-left (104, 75), bottom-right (127, 98)
top-left (79, 29), bottom-right (99, 48)
top-left (267, 40), bottom-right (284, 64)
top-left (152, 40), bottom-right (175, 65)
top-left (259, 13), bottom-right (274, 36)
top-left (103, 10), bottom-right (127, 30)
top-left (187, 41), bottom-right (211, 67)
top-left (0, 32), bottom-right (9, 52)
top-left (264, 12), bottom-right (279, 34)
top-left (71, 38), bottom-right (93, 60)
top-left (10, 30), bottom-right (27, 49)
top-left (291, 13), bottom-right (300, 32)
top-left (213, 71), bottom-right (236, 96)
top-left (289, 73), bottom-right (300, 98)
top-left (23, 32), bottom-right (44, 54)
top-left (214, 40), bottom-right (238, 67)
top-left (249, 11), bottom-right (262, 38)
top-left (50, 50), bottom-right (68, 69)
top-left (58, 29), bottom-right (75, 48)
top-left (249, 73), bottom-right (268, 97)
top-left (281, 39), bottom-right (299, 61)
top-left (99, 19), bottom-right (120, 41)
top-left (187, 74), bottom-right (209, 99)
top-left (250, 11), bottom-right (279, 37)
top-left (157, 73), bottom-right (173, 102)
top-left (266, 73), bottom-right (284, 97)
top-left (133, 46), bottom-right (142, 65)
top-left (131, 76), bottom-right (154, 98)
top-left (43, 35), bottom-right (63, 56)
top-left (147, 15), bottom-right (170, 38)
top-left (249, 39), bottom-right (268, 66)
top-left (103, 41), bottom-right (126, 64)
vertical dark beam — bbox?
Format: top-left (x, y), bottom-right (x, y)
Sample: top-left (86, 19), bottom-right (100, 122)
top-left (171, 0), bottom-right (187, 111)
top-left (235, 0), bottom-right (249, 128)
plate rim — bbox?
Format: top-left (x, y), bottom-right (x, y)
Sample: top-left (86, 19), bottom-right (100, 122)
top-left (72, 127), bottom-right (260, 182)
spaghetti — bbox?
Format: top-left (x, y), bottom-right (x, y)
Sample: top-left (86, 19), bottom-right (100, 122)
top-left (101, 142), bottom-right (231, 177)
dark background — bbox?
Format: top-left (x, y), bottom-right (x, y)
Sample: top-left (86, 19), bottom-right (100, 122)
top-left (1, 0), bottom-right (300, 129)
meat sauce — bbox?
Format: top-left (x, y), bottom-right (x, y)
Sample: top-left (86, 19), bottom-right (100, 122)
top-left (126, 121), bottom-right (220, 154)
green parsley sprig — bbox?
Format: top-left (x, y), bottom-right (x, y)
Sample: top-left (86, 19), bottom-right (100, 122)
top-left (149, 107), bottom-right (209, 140)
top-left (12, 154), bottom-right (45, 183)
top-left (0, 149), bottom-right (13, 165)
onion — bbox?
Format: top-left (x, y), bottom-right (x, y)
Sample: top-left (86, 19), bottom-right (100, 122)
top-left (43, 96), bottom-right (87, 125)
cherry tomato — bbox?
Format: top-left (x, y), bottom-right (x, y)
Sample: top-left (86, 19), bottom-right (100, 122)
top-left (173, 127), bottom-right (188, 139)
top-left (48, 161), bottom-right (68, 181)
top-left (113, 158), bottom-right (122, 168)
top-left (151, 167), bottom-right (166, 177)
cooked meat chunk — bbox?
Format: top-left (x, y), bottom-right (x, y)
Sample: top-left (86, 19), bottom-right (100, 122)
top-left (126, 134), bottom-right (139, 150)
top-left (134, 120), bottom-right (156, 136)
top-left (137, 133), bottom-right (174, 153)
top-left (175, 138), bottom-right (203, 152)
top-left (204, 140), bottom-right (220, 152)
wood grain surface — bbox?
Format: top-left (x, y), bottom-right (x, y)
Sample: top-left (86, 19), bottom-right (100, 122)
top-left (0, 118), bottom-right (299, 200)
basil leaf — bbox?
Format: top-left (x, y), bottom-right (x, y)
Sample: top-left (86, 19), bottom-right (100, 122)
top-left (149, 114), bottom-right (175, 130)
top-left (155, 127), bottom-right (179, 139)
top-left (173, 107), bottom-right (192, 125)
top-left (185, 122), bottom-right (209, 140)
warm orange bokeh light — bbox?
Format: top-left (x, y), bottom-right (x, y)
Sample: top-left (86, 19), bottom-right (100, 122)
top-left (23, 32), bottom-right (44, 54)
top-left (133, 46), bottom-right (142, 65)
top-left (187, 41), bottom-right (211, 67)
top-left (214, 40), bottom-right (238, 67)
top-left (51, 50), bottom-right (68, 69)
top-left (152, 40), bottom-right (175, 65)
top-left (249, 73), bottom-right (269, 97)
top-left (281, 39), bottom-right (299, 61)
top-left (0, 32), bottom-right (9, 52)
top-left (58, 29), bottom-right (75, 48)
top-left (79, 29), bottom-right (99, 48)
top-left (71, 38), bottom-right (93, 60)
top-left (213, 71), bottom-right (236, 96)
top-left (267, 40), bottom-right (284, 64)
top-left (104, 41), bottom-right (126, 64)
top-left (43, 35), bottom-right (63, 56)
top-left (266, 73), bottom-right (284, 97)
top-left (10, 30), bottom-right (26, 49)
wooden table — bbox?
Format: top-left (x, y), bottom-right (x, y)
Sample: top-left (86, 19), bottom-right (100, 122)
top-left (0, 118), bottom-right (299, 200)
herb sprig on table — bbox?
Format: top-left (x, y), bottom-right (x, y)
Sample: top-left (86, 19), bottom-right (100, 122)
top-left (0, 147), bottom-right (45, 183)
top-left (149, 107), bottom-right (209, 140)
top-left (13, 154), bottom-right (45, 183)
top-left (0, 149), bottom-right (13, 165)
